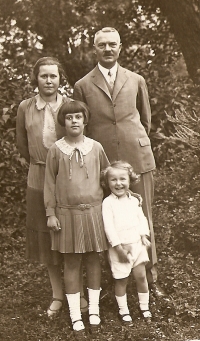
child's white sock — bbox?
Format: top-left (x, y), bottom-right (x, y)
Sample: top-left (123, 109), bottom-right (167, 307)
top-left (115, 294), bottom-right (132, 321)
top-left (88, 288), bottom-right (101, 325)
top-left (138, 292), bottom-right (149, 311)
top-left (66, 292), bottom-right (84, 331)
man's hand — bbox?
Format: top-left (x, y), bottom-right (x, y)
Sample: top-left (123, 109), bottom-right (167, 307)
top-left (47, 215), bottom-right (61, 232)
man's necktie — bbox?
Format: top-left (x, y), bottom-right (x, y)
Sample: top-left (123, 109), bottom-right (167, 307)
top-left (108, 70), bottom-right (114, 90)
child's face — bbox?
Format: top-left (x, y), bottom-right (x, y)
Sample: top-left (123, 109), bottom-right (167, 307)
top-left (64, 112), bottom-right (85, 137)
top-left (107, 168), bottom-right (130, 198)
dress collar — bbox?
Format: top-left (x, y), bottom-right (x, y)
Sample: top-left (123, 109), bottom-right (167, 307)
top-left (55, 136), bottom-right (94, 156)
top-left (35, 93), bottom-right (63, 111)
top-left (55, 136), bottom-right (93, 179)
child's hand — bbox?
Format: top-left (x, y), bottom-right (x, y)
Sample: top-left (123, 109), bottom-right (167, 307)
top-left (127, 252), bottom-right (135, 264)
top-left (114, 245), bottom-right (129, 263)
top-left (47, 215), bottom-right (61, 232)
top-left (141, 235), bottom-right (151, 248)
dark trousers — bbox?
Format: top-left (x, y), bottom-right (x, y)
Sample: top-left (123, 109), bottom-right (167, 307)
top-left (130, 171), bottom-right (157, 283)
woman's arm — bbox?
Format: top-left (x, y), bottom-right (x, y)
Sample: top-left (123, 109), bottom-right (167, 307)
top-left (16, 101), bottom-right (30, 163)
top-left (44, 146), bottom-right (59, 217)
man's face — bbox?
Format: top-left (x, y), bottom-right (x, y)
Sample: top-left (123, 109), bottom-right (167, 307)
top-left (94, 31), bottom-right (122, 69)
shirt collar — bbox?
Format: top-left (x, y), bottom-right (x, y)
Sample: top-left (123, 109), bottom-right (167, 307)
top-left (110, 191), bottom-right (131, 200)
top-left (98, 62), bottom-right (118, 80)
top-left (35, 93), bottom-right (63, 111)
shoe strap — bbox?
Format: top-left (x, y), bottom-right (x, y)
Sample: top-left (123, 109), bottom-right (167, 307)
top-left (51, 298), bottom-right (63, 303)
top-left (72, 319), bottom-right (85, 331)
top-left (120, 313), bottom-right (132, 322)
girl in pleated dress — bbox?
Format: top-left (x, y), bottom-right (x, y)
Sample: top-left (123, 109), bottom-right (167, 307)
top-left (44, 100), bottom-right (109, 337)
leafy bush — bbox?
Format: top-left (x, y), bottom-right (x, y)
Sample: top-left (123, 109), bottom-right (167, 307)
top-left (0, 63), bottom-right (32, 229)
top-left (150, 79), bottom-right (200, 167)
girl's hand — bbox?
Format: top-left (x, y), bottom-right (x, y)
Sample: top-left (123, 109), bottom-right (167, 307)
top-left (141, 235), bottom-right (151, 248)
top-left (47, 215), bottom-right (61, 232)
top-left (114, 245), bottom-right (129, 263)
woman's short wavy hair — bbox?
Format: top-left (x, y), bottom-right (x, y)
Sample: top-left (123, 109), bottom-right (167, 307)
top-left (31, 57), bottom-right (66, 87)
top-left (100, 160), bottom-right (140, 191)
top-left (57, 100), bottom-right (90, 126)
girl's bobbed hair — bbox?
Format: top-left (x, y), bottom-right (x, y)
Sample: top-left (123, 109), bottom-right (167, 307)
top-left (57, 100), bottom-right (90, 126)
top-left (100, 160), bottom-right (140, 190)
top-left (31, 57), bottom-right (66, 87)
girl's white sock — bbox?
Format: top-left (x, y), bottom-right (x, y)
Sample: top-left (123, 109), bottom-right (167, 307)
top-left (65, 292), bottom-right (84, 331)
top-left (115, 293), bottom-right (130, 316)
top-left (138, 291), bottom-right (149, 311)
top-left (88, 288), bottom-right (101, 325)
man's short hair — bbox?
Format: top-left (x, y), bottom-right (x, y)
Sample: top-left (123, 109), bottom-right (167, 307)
top-left (94, 27), bottom-right (121, 44)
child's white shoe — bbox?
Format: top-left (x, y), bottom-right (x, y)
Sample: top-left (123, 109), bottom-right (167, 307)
top-left (140, 310), bottom-right (152, 323)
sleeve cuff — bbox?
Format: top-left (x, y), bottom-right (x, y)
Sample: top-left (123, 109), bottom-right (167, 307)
top-left (109, 238), bottom-right (121, 247)
top-left (46, 208), bottom-right (56, 216)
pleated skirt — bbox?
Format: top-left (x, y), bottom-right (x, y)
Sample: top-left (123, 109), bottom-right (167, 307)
top-left (51, 205), bottom-right (108, 253)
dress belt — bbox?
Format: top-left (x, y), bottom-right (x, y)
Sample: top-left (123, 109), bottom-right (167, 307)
top-left (57, 202), bottom-right (101, 211)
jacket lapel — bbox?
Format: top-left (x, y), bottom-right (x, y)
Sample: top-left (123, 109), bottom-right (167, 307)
top-left (91, 65), bottom-right (129, 101)
top-left (112, 66), bottom-right (129, 101)
top-left (91, 66), bottom-right (111, 99)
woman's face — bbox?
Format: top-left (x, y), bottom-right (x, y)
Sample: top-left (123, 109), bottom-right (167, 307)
top-left (64, 112), bottom-right (85, 137)
top-left (37, 64), bottom-right (60, 98)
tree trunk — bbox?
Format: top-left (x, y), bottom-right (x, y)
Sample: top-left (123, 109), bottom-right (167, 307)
top-left (156, 0), bottom-right (200, 84)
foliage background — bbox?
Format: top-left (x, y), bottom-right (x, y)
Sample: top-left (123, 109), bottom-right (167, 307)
top-left (0, 0), bottom-right (200, 340)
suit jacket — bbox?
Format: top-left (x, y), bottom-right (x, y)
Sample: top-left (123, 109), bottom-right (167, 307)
top-left (73, 64), bottom-right (155, 174)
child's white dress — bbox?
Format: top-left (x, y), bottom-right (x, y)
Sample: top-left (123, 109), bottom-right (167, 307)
top-left (102, 192), bottom-right (150, 279)
top-left (44, 136), bottom-right (109, 253)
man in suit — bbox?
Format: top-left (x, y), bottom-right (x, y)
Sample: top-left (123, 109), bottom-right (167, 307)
top-left (73, 27), bottom-right (164, 297)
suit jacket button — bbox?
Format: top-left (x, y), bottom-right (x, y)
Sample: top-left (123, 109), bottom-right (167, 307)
top-left (113, 121), bottom-right (116, 125)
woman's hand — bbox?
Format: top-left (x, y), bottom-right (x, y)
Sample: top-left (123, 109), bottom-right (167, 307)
top-left (114, 244), bottom-right (129, 263)
top-left (47, 215), bottom-right (61, 232)
top-left (141, 235), bottom-right (151, 248)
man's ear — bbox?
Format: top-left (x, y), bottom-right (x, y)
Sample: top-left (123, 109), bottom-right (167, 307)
top-left (93, 45), bottom-right (96, 54)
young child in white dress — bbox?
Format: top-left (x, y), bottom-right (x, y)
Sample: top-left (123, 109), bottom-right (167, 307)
top-left (44, 100), bottom-right (109, 338)
top-left (101, 160), bottom-right (152, 325)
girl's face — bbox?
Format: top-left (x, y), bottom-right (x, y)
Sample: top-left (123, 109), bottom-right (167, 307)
top-left (64, 112), bottom-right (85, 137)
top-left (107, 168), bottom-right (130, 198)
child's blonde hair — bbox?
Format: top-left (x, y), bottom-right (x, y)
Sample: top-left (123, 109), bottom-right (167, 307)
top-left (100, 160), bottom-right (140, 190)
